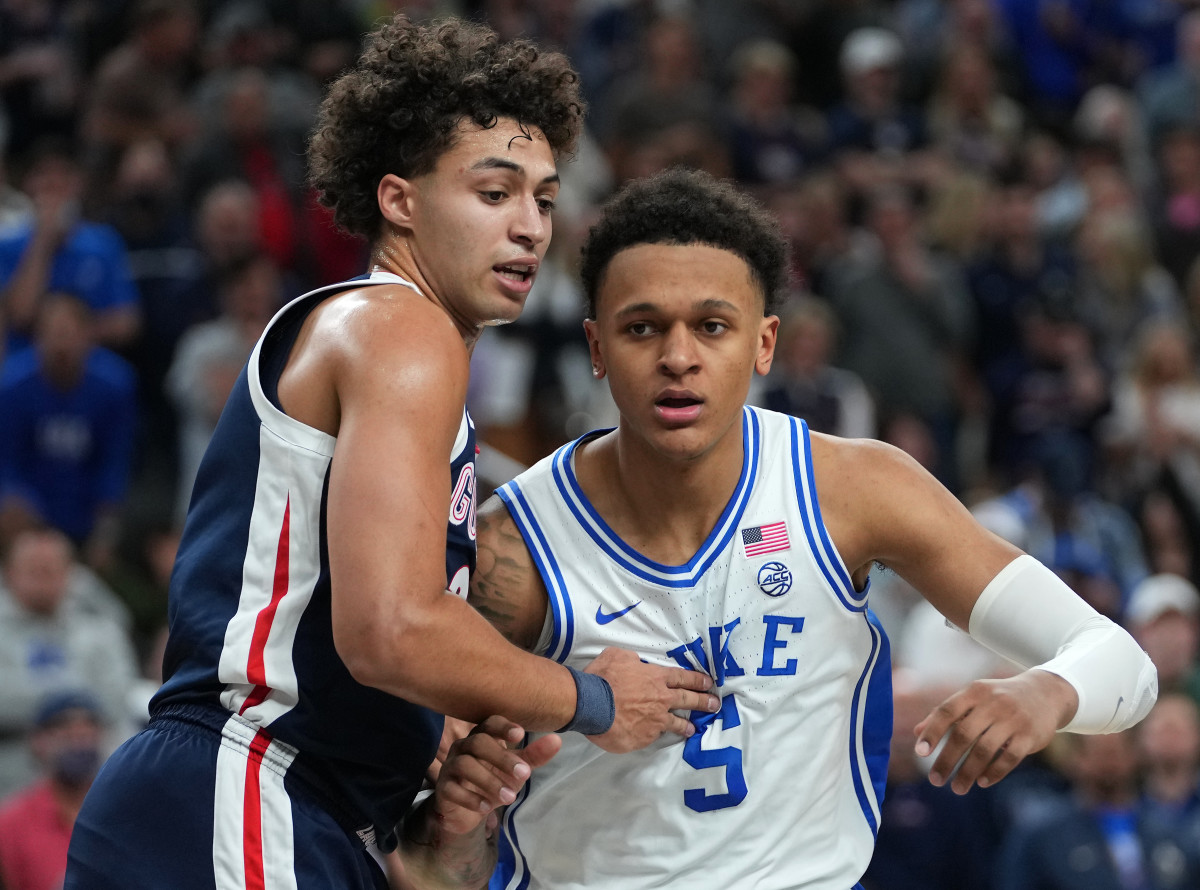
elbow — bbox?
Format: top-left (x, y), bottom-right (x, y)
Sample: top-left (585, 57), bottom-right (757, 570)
top-left (335, 621), bottom-right (415, 694)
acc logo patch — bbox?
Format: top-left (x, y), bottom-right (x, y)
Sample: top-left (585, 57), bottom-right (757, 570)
top-left (757, 562), bottom-right (792, 597)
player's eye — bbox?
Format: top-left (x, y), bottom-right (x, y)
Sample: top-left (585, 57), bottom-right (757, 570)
top-left (536, 197), bottom-right (556, 214)
top-left (481, 190), bottom-right (507, 203)
top-left (701, 320), bottom-right (729, 335)
top-left (627, 321), bottom-right (655, 336)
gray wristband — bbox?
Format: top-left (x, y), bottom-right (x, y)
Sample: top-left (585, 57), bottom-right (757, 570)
top-left (558, 665), bottom-right (616, 735)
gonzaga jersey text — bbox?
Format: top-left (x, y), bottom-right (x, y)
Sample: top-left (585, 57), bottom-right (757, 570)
top-left (493, 407), bottom-right (889, 890)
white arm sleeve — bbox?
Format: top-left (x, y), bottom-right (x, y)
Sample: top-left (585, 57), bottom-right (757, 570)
top-left (966, 555), bottom-right (1158, 734)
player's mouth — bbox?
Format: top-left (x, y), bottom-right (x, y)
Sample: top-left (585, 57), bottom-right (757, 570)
top-left (654, 391), bottom-right (704, 424)
top-left (493, 261), bottom-right (537, 294)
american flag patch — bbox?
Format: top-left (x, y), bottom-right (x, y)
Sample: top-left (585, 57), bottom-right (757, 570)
top-left (741, 521), bottom-right (790, 557)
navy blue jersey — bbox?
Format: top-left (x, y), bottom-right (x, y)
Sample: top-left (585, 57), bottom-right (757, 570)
top-left (153, 271), bottom-right (476, 847)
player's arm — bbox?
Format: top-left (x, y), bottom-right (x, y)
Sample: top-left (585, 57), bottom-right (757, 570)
top-left (470, 496), bottom-right (550, 651)
top-left (309, 291), bottom-right (714, 746)
top-left (812, 433), bottom-right (1156, 793)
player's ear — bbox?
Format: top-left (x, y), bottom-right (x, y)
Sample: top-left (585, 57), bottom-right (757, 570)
top-left (583, 319), bottom-right (606, 379)
top-left (378, 174), bottom-right (418, 232)
top-left (755, 314), bottom-right (779, 376)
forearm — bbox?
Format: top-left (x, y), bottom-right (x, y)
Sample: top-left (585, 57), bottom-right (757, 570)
top-left (967, 554), bottom-right (1157, 733)
top-left (397, 795), bottom-right (495, 890)
top-left (342, 589), bottom-right (576, 731)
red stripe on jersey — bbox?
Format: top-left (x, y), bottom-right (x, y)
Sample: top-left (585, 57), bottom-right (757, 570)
top-left (240, 496), bottom-right (291, 715)
top-left (242, 728), bottom-right (273, 890)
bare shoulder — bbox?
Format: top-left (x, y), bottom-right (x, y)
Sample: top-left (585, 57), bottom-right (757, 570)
top-left (320, 284), bottom-right (468, 383)
top-left (807, 432), bottom-right (1019, 621)
top-left (470, 496), bottom-right (549, 651)
top-left (806, 432), bottom-right (931, 525)
top-left (280, 284), bottom-right (469, 435)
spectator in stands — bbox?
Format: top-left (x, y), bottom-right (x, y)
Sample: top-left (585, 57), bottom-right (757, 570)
top-left (1125, 573), bottom-right (1200, 706)
top-left (1149, 123), bottom-right (1200, 291)
top-left (166, 252), bottom-right (283, 519)
top-left (926, 43), bottom-right (1025, 176)
top-left (81, 0), bottom-right (200, 161)
top-left (765, 173), bottom-right (866, 298)
top-left (181, 66), bottom-right (309, 280)
top-left (1102, 322), bottom-right (1200, 519)
top-left (1074, 210), bottom-right (1182, 370)
top-left (0, 139), bottom-right (140, 354)
top-left (0, 690), bottom-right (105, 890)
top-left (1137, 487), bottom-right (1199, 587)
top-left (0, 529), bottom-right (138, 798)
top-left (968, 173), bottom-right (1079, 480)
top-left (0, 0), bottom-right (82, 160)
top-left (600, 12), bottom-right (728, 183)
top-left (997, 729), bottom-right (1200, 889)
top-left (725, 38), bottom-right (827, 187)
top-left (1138, 693), bottom-right (1200, 861)
top-left (827, 27), bottom-right (940, 203)
top-left (1137, 10), bottom-right (1200, 146)
top-left (826, 184), bottom-right (975, 487)
top-left (758, 295), bottom-right (875, 440)
top-left (0, 293), bottom-right (137, 564)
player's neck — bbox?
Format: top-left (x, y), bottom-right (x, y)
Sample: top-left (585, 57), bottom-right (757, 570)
top-left (575, 425), bottom-right (745, 564)
top-left (370, 245), bottom-right (484, 350)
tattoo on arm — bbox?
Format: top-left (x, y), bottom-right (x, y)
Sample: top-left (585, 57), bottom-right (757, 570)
top-left (470, 505), bottom-right (544, 651)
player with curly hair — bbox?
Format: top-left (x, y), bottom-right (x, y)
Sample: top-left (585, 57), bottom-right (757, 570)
top-left (64, 17), bottom-right (715, 890)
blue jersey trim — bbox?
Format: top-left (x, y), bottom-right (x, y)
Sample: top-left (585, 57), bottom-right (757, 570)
top-left (790, 418), bottom-right (869, 612)
top-left (492, 782), bottom-right (533, 889)
top-left (848, 609), bottom-right (891, 837)
top-left (495, 482), bottom-right (574, 664)
top-left (862, 609), bottom-right (893, 814)
top-left (548, 407), bottom-right (760, 588)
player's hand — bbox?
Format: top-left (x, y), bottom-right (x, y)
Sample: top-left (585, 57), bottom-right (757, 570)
top-left (432, 716), bottom-right (562, 837)
top-left (584, 647), bottom-right (718, 753)
top-left (913, 669), bottom-right (1079, 795)
top-left (427, 716), bottom-right (475, 784)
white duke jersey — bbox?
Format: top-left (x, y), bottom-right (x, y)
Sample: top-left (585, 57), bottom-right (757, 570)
top-left (492, 407), bottom-right (891, 890)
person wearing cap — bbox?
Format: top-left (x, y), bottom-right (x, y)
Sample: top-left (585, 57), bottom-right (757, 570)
top-left (0, 690), bottom-right (104, 890)
top-left (0, 527), bottom-right (138, 798)
top-left (826, 27), bottom-right (942, 200)
top-left (1127, 573), bottom-right (1200, 705)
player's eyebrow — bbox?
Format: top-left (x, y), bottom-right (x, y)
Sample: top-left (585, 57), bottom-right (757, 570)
top-left (614, 298), bottom-right (741, 318)
top-left (469, 157), bottom-right (560, 187)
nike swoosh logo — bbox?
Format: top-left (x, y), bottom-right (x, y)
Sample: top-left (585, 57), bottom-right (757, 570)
top-left (596, 602), bottom-right (642, 624)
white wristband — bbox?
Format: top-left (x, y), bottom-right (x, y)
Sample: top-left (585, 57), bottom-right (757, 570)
top-left (967, 555), bottom-right (1158, 733)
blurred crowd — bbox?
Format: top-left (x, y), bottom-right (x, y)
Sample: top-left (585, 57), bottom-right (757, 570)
top-left (3, 0), bottom-right (1200, 888)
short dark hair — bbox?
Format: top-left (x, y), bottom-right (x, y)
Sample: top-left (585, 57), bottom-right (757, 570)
top-left (308, 15), bottom-right (584, 240)
top-left (580, 168), bottom-right (789, 319)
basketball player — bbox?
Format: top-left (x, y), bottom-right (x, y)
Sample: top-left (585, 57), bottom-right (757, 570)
top-left (64, 18), bottom-right (715, 890)
top-left (397, 169), bottom-right (1158, 889)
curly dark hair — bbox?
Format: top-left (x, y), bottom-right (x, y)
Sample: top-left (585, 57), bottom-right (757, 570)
top-left (580, 168), bottom-right (790, 319)
top-left (308, 15), bottom-right (584, 240)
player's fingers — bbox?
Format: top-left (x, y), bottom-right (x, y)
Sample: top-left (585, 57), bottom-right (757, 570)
top-left (947, 723), bottom-right (1009, 794)
top-left (976, 733), bottom-right (1032, 790)
top-left (470, 715), bottom-right (525, 746)
top-left (914, 689), bottom-right (978, 759)
top-left (521, 733), bottom-right (563, 770)
top-left (927, 708), bottom-right (990, 787)
top-left (663, 713), bottom-right (697, 738)
top-left (454, 733), bottom-right (533, 781)
top-left (666, 667), bottom-right (716, 693)
top-left (674, 688), bottom-right (720, 714)
top-left (441, 751), bottom-right (527, 807)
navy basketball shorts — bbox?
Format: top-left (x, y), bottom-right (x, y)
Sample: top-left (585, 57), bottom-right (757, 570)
top-left (65, 705), bottom-right (389, 890)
